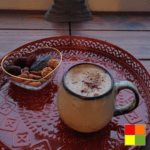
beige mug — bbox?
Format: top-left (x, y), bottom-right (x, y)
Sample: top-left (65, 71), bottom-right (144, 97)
top-left (57, 63), bottom-right (139, 133)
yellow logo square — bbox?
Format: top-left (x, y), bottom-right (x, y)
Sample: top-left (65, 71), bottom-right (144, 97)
top-left (125, 135), bottom-right (135, 145)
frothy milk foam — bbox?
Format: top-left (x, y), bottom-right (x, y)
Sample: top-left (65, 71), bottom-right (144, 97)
top-left (65, 64), bottom-right (112, 97)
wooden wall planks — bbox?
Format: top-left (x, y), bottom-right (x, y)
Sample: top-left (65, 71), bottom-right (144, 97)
top-left (0, 13), bottom-right (68, 30)
top-left (0, 30), bottom-right (69, 56)
top-left (1, 13), bottom-right (150, 30)
top-left (140, 61), bottom-right (150, 72)
top-left (71, 30), bottom-right (150, 59)
top-left (72, 13), bottom-right (150, 31)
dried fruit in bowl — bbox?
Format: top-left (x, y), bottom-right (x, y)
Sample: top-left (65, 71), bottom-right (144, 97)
top-left (5, 65), bottom-right (21, 76)
top-left (30, 55), bottom-right (50, 71)
top-left (26, 54), bottom-right (36, 67)
top-left (1, 47), bottom-right (62, 90)
top-left (14, 57), bottom-right (28, 68)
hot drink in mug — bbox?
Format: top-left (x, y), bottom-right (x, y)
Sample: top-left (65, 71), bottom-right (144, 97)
top-left (57, 63), bottom-right (139, 133)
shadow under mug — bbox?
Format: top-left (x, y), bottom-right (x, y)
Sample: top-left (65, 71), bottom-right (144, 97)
top-left (57, 63), bottom-right (139, 133)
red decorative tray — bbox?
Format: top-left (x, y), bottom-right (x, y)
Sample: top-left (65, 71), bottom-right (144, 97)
top-left (0, 36), bottom-right (149, 150)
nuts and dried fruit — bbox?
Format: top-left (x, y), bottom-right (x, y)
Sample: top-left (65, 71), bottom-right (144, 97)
top-left (30, 71), bottom-right (42, 76)
top-left (41, 67), bottom-right (53, 78)
top-left (28, 81), bottom-right (41, 87)
top-left (22, 67), bottom-right (29, 72)
top-left (23, 70), bottom-right (29, 75)
top-left (47, 59), bottom-right (59, 69)
top-left (5, 54), bottom-right (59, 88)
top-left (29, 74), bottom-right (42, 79)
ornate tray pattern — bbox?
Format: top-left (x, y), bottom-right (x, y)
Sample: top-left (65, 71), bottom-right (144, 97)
top-left (0, 36), bottom-right (149, 150)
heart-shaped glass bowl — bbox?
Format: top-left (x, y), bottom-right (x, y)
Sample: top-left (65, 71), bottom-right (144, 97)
top-left (1, 47), bottom-right (62, 90)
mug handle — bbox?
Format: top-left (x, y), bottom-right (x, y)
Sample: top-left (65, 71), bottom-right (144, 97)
top-left (114, 81), bottom-right (139, 117)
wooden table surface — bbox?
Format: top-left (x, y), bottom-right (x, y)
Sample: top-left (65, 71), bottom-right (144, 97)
top-left (0, 11), bottom-right (150, 150)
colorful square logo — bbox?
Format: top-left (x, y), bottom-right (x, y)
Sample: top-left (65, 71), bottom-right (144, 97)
top-left (125, 125), bottom-right (146, 146)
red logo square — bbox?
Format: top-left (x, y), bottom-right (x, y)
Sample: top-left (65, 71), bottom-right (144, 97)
top-left (125, 125), bottom-right (135, 135)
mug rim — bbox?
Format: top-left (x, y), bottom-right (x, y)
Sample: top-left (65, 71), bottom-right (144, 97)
top-left (62, 63), bottom-right (114, 100)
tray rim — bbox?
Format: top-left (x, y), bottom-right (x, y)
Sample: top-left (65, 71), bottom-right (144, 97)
top-left (1, 35), bottom-right (150, 76)
top-left (1, 35), bottom-right (149, 94)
